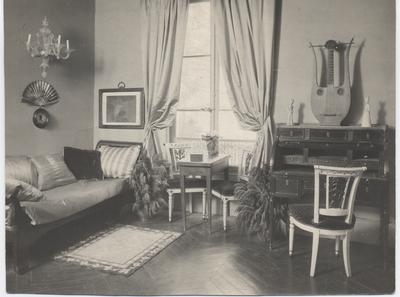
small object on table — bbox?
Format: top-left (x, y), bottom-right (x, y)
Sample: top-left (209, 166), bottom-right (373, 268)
top-left (201, 131), bottom-right (219, 158)
top-left (190, 154), bottom-right (203, 162)
top-left (287, 98), bottom-right (294, 126)
top-left (361, 96), bottom-right (372, 127)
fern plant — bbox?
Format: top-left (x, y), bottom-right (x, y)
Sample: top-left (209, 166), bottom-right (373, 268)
top-left (235, 165), bottom-right (287, 241)
top-left (129, 150), bottom-right (169, 220)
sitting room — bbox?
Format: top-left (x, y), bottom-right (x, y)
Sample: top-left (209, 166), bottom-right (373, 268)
top-left (3, 0), bottom-right (396, 295)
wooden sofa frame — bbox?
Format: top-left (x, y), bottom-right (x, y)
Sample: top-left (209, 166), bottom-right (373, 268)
top-left (6, 140), bottom-right (142, 274)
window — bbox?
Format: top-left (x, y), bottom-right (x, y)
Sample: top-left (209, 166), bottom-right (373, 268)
top-left (175, 0), bottom-right (256, 142)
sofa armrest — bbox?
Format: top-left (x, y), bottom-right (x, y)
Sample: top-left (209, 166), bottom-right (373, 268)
top-left (6, 185), bottom-right (23, 228)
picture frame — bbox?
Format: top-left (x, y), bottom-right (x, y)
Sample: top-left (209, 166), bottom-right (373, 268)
top-left (99, 88), bottom-right (145, 129)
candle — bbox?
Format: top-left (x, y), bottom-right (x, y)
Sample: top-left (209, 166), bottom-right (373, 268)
top-left (27, 34), bottom-right (31, 46)
top-left (57, 35), bottom-right (61, 49)
top-left (66, 40), bottom-right (69, 51)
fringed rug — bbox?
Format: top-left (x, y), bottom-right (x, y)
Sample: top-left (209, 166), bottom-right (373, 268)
top-left (54, 224), bottom-right (182, 276)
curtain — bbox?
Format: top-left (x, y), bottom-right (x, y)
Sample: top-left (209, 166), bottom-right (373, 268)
top-left (213, 0), bottom-right (277, 168)
top-left (141, 0), bottom-right (189, 156)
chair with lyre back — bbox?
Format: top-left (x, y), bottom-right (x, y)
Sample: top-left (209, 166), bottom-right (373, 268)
top-left (164, 142), bottom-right (207, 222)
top-left (288, 165), bottom-right (366, 277)
top-left (211, 149), bottom-right (253, 231)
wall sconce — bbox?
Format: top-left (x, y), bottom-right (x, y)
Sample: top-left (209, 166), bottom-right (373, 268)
top-left (26, 17), bottom-right (73, 78)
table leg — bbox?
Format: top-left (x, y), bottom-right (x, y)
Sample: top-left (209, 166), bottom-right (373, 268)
top-left (180, 174), bottom-right (186, 232)
top-left (269, 197), bottom-right (274, 251)
top-left (206, 171), bottom-right (212, 234)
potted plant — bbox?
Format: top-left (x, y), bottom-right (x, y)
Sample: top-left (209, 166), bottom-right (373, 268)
top-left (124, 150), bottom-right (169, 221)
top-left (235, 165), bottom-right (287, 241)
top-left (201, 131), bottom-right (219, 158)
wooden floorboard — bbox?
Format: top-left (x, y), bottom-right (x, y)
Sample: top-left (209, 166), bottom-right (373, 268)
top-left (5, 210), bottom-right (395, 295)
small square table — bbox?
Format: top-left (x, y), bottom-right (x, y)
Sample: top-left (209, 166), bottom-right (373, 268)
top-left (177, 154), bottom-right (230, 234)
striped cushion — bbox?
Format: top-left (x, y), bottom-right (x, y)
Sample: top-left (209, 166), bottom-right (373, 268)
top-left (31, 153), bottom-right (77, 191)
top-left (5, 156), bottom-right (38, 187)
top-left (97, 145), bottom-right (141, 178)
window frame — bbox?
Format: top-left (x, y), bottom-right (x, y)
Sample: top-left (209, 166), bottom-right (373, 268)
top-left (173, 0), bottom-right (255, 143)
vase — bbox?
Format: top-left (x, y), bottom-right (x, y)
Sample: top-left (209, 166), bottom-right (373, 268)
top-left (205, 137), bottom-right (219, 158)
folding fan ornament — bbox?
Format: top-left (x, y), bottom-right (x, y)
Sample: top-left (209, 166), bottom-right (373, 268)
top-left (21, 80), bottom-right (59, 128)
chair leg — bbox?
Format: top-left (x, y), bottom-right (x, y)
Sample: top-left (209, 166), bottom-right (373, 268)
top-left (289, 220), bottom-right (294, 256)
top-left (310, 231), bottom-right (320, 277)
top-left (343, 233), bottom-right (352, 277)
top-left (223, 199), bottom-right (227, 231)
top-left (202, 190), bottom-right (207, 219)
top-left (335, 236), bottom-right (340, 256)
top-left (168, 191), bottom-right (173, 222)
top-left (189, 193), bottom-right (193, 214)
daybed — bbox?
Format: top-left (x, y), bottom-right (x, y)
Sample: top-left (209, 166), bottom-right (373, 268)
top-left (5, 140), bottom-right (142, 274)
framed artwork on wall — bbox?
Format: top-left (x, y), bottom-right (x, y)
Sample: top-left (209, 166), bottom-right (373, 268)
top-left (99, 87), bottom-right (145, 129)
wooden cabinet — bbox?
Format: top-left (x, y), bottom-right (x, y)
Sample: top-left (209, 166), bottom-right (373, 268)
top-left (269, 124), bottom-right (389, 267)
top-left (271, 125), bottom-right (387, 178)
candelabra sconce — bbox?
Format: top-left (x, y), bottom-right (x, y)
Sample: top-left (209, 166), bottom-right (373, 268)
top-left (26, 17), bottom-right (73, 78)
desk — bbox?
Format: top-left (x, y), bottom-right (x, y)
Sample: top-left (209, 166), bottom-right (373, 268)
top-left (178, 154), bottom-right (230, 234)
top-left (269, 124), bottom-right (389, 268)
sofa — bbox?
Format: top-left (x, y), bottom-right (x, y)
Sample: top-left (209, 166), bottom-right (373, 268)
top-left (5, 140), bottom-right (142, 274)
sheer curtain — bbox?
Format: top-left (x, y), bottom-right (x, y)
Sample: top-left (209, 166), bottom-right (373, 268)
top-left (213, 0), bottom-right (277, 168)
top-left (141, 0), bottom-right (189, 156)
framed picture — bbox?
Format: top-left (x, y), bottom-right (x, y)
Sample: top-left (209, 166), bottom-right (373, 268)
top-left (99, 88), bottom-right (145, 129)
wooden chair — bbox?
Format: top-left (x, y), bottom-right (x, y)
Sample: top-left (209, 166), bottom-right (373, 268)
top-left (212, 150), bottom-right (253, 231)
top-left (164, 143), bottom-right (206, 222)
top-left (288, 165), bottom-right (366, 277)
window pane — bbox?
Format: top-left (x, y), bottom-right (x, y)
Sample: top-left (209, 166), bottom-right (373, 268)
top-left (219, 111), bottom-right (256, 141)
top-left (179, 57), bottom-right (211, 109)
top-left (219, 67), bottom-right (232, 109)
top-left (176, 111), bottom-right (211, 138)
top-left (184, 1), bottom-right (210, 56)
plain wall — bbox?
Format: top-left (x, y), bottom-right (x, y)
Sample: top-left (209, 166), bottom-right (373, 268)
top-left (4, 0), bottom-right (95, 155)
top-left (274, 0), bottom-right (395, 127)
top-left (93, 0), bottom-right (145, 146)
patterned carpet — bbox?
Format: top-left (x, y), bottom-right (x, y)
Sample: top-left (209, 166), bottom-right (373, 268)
top-left (55, 224), bottom-right (181, 276)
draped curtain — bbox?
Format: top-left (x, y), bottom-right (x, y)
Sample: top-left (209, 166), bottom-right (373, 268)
top-left (213, 0), bottom-right (277, 168)
top-left (141, 0), bottom-right (189, 156)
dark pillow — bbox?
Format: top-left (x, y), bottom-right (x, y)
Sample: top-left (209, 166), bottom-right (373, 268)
top-left (64, 147), bottom-right (103, 180)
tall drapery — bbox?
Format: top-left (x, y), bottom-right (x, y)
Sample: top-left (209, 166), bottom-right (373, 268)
top-left (213, 0), bottom-right (277, 168)
top-left (141, 0), bottom-right (189, 156)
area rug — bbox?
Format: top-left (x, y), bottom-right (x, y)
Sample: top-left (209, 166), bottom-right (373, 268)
top-left (54, 225), bottom-right (182, 276)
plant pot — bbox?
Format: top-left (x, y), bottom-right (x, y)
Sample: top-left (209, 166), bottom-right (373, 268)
top-left (204, 137), bottom-right (219, 158)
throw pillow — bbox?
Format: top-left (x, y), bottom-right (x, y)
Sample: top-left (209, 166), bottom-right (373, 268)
top-left (5, 178), bottom-right (44, 202)
top-left (97, 145), bottom-right (141, 178)
top-left (31, 153), bottom-right (77, 191)
top-left (5, 156), bottom-right (38, 187)
top-left (64, 147), bottom-right (103, 179)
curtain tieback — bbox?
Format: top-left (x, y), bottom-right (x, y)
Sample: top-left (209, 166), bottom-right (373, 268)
top-left (143, 123), bottom-right (156, 150)
top-left (258, 116), bottom-right (273, 142)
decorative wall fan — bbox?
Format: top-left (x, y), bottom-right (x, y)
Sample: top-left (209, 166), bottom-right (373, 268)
top-left (22, 80), bottom-right (59, 106)
top-left (21, 80), bottom-right (59, 128)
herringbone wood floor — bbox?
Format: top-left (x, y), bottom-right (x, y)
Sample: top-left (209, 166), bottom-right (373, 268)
top-left (6, 210), bottom-right (395, 295)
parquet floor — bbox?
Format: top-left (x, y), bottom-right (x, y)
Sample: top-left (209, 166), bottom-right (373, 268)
top-left (6, 210), bottom-right (395, 295)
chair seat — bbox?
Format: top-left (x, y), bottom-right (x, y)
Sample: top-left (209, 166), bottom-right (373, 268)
top-left (211, 180), bottom-right (236, 196)
top-left (167, 177), bottom-right (206, 189)
top-left (289, 204), bottom-right (356, 231)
